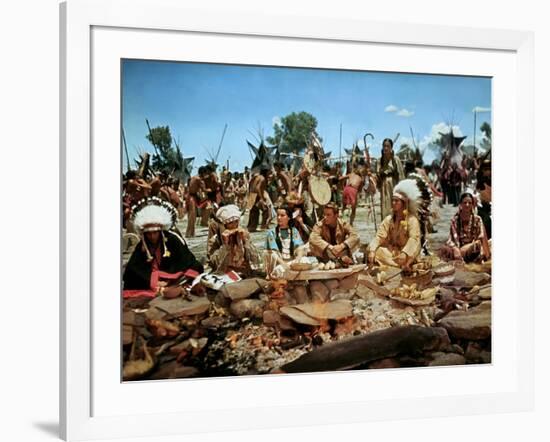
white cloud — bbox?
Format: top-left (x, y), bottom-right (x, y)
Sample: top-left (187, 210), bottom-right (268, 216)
top-left (472, 106), bottom-right (491, 113)
top-left (384, 105), bottom-right (399, 112)
top-left (272, 116), bottom-right (282, 126)
top-left (396, 109), bottom-right (415, 117)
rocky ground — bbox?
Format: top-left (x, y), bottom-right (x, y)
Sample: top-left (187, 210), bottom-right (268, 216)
top-left (122, 198), bottom-right (492, 381)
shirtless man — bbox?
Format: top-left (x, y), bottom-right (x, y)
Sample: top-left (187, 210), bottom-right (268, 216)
top-left (185, 167), bottom-right (208, 238)
top-left (202, 165), bottom-right (222, 226)
top-left (247, 168), bottom-right (271, 232)
top-left (340, 166), bottom-right (364, 226)
top-left (273, 162), bottom-right (293, 204)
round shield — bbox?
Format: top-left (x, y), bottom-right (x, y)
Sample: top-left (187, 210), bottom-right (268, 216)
top-left (308, 175), bottom-right (332, 206)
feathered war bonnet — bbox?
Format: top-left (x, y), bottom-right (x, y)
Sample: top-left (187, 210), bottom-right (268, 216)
top-left (392, 178), bottom-right (422, 216)
top-left (130, 197), bottom-right (179, 261)
top-left (130, 196), bottom-right (178, 234)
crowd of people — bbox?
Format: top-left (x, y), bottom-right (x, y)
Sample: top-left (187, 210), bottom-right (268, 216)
top-left (121, 139), bottom-right (492, 299)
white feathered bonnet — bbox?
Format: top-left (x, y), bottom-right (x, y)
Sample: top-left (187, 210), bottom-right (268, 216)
top-left (131, 196), bottom-right (178, 233)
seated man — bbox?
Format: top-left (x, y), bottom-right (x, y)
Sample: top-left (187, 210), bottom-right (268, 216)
top-left (367, 179), bottom-right (422, 269)
top-left (309, 202), bottom-right (360, 265)
top-left (209, 204), bottom-right (261, 276)
top-left (123, 197), bottom-right (204, 299)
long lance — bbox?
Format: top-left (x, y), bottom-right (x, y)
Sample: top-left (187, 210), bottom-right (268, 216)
top-left (363, 132), bottom-right (377, 231)
top-left (122, 127), bottom-right (130, 172)
top-left (214, 123), bottom-right (228, 163)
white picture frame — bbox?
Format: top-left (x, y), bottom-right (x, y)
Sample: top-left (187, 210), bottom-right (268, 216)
top-left (60, 0), bottom-right (534, 440)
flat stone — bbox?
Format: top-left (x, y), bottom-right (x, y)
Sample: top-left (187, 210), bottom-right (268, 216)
top-left (438, 301), bottom-right (491, 340)
top-left (428, 351), bottom-right (466, 366)
top-left (229, 299), bottom-right (266, 319)
top-left (221, 278), bottom-right (269, 301)
top-left (280, 306), bottom-right (321, 326)
top-left (309, 281), bottom-right (329, 302)
top-left (293, 300), bottom-right (353, 320)
top-left (149, 296), bottom-right (211, 317)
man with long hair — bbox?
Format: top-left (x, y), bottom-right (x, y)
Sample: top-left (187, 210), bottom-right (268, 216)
top-left (376, 138), bottom-right (405, 220)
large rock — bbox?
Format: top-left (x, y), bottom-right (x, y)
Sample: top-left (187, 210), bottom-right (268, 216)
top-left (453, 270), bottom-right (491, 288)
top-left (324, 279), bottom-right (340, 290)
top-left (465, 342), bottom-right (492, 364)
top-left (280, 306), bottom-right (321, 326)
top-left (262, 310), bottom-right (280, 326)
top-left (201, 316), bottom-right (228, 329)
top-left (428, 351), bottom-right (466, 366)
top-left (290, 285), bottom-right (309, 304)
top-left (309, 281), bottom-right (329, 302)
top-left (338, 273), bottom-right (359, 290)
top-left (229, 299), bottom-right (266, 319)
top-left (148, 296), bottom-right (211, 318)
top-left (368, 358), bottom-right (401, 369)
top-left (438, 301), bottom-right (491, 340)
top-left (221, 278), bottom-right (269, 301)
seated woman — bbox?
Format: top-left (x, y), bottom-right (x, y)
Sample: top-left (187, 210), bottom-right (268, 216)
top-left (264, 205), bottom-right (307, 276)
top-left (123, 197), bottom-right (204, 300)
top-left (367, 179), bottom-right (422, 269)
top-left (440, 190), bottom-right (490, 263)
top-left (285, 191), bottom-right (314, 242)
top-left (209, 204), bottom-right (261, 276)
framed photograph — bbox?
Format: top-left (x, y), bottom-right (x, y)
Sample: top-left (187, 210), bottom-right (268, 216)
top-left (60, 0), bottom-right (534, 440)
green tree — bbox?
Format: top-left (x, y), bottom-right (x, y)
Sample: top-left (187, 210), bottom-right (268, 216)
top-left (266, 111), bottom-right (320, 154)
top-left (479, 122), bottom-right (492, 152)
top-left (146, 125), bottom-right (177, 171)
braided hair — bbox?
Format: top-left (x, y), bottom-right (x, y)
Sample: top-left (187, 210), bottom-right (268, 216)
top-left (274, 205), bottom-right (295, 256)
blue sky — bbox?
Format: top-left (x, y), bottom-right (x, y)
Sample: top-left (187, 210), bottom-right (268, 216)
top-left (122, 59), bottom-right (491, 172)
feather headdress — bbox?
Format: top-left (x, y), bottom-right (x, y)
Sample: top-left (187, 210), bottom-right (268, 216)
top-left (131, 196), bottom-right (178, 233)
top-left (393, 178), bottom-right (422, 216)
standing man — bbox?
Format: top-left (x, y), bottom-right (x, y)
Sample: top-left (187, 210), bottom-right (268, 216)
top-left (340, 165), bottom-right (364, 226)
top-left (185, 166), bottom-right (208, 238)
top-left (274, 162), bottom-right (293, 205)
top-left (247, 168), bottom-right (271, 232)
top-left (376, 138), bottom-right (405, 220)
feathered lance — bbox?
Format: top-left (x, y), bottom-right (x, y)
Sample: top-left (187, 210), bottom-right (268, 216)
top-left (363, 132), bottom-right (377, 231)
